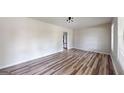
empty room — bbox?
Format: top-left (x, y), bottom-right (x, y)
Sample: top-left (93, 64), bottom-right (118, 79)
top-left (0, 17), bottom-right (123, 75)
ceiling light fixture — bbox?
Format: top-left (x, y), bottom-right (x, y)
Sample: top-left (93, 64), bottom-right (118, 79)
top-left (66, 17), bottom-right (73, 23)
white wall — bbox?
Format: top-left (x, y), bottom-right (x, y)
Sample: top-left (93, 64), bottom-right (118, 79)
top-left (112, 17), bottom-right (124, 74)
top-left (111, 18), bottom-right (120, 74)
top-left (118, 17), bottom-right (124, 74)
top-left (0, 18), bottom-right (73, 69)
top-left (73, 24), bottom-right (111, 54)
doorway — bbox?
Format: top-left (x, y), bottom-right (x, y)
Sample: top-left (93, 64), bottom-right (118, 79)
top-left (63, 32), bottom-right (68, 50)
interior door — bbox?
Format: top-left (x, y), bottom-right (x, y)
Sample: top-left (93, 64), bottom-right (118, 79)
top-left (63, 32), bottom-right (68, 49)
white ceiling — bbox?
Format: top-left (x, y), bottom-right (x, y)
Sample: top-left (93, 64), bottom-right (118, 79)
top-left (32, 17), bottom-right (113, 30)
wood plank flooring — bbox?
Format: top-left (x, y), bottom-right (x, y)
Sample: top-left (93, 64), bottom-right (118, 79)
top-left (0, 48), bottom-right (115, 75)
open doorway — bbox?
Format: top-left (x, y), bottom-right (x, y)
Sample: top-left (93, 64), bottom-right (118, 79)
top-left (63, 32), bottom-right (68, 50)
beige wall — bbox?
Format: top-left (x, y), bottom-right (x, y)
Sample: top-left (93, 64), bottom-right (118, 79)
top-left (0, 18), bottom-right (73, 68)
top-left (73, 24), bottom-right (111, 54)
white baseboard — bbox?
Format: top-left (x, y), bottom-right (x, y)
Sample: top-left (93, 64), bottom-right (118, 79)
top-left (72, 48), bottom-right (118, 74)
top-left (0, 50), bottom-right (63, 70)
top-left (73, 47), bottom-right (110, 55)
top-left (0, 48), bottom-right (118, 75)
top-left (110, 53), bottom-right (119, 75)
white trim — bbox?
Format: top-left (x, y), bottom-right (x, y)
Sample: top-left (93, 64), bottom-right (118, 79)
top-left (0, 50), bottom-right (63, 70)
top-left (110, 53), bottom-right (119, 75)
top-left (90, 50), bottom-right (110, 55)
top-left (0, 48), bottom-right (73, 69)
top-left (0, 48), bottom-right (117, 75)
top-left (73, 47), bottom-right (110, 55)
top-left (73, 48), bottom-right (118, 74)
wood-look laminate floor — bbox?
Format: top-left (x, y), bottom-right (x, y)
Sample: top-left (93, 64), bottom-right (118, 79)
top-left (0, 49), bottom-right (115, 75)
